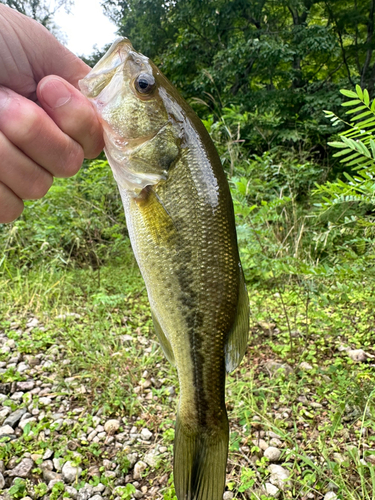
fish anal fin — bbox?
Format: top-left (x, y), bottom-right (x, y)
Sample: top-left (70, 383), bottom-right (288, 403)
top-left (225, 270), bottom-right (250, 373)
top-left (151, 309), bottom-right (175, 366)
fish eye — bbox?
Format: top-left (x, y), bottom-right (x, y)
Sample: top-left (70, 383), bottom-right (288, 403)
top-left (135, 73), bottom-right (156, 94)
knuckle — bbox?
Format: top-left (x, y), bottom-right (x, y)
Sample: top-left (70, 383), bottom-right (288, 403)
top-left (58, 141), bottom-right (84, 177)
top-left (26, 172), bottom-right (53, 200)
top-left (0, 184), bottom-right (24, 223)
top-left (83, 122), bottom-right (104, 159)
top-left (18, 106), bottom-right (43, 145)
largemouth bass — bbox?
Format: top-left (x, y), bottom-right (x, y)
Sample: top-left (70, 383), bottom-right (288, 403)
top-left (79, 38), bottom-right (250, 500)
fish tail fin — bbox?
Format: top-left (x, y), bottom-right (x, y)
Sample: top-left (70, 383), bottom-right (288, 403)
top-left (173, 410), bottom-right (229, 500)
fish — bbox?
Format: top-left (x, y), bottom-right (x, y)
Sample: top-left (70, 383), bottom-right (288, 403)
top-left (79, 38), bottom-right (250, 500)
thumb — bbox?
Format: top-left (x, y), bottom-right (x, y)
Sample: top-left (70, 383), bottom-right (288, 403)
top-left (38, 75), bottom-right (104, 160)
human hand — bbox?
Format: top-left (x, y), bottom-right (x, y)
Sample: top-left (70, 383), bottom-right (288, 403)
top-left (0, 4), bottom-right (104, 223)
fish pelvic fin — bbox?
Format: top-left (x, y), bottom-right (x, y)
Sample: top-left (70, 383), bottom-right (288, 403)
top-left (151, 309), bottom-right (175, 365)
top-left (174, 411), bottom-right (229, 500)
top-left (225, 269), bottom-right (250, 373)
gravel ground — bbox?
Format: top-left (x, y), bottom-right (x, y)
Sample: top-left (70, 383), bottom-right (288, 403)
top-left (0, 314), bottom-right (369, 500)
top-left (0, 317), bottom-right (172, 500)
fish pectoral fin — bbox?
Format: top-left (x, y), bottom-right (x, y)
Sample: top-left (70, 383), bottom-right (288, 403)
top-left (151, 309), bottom-right (175, 366)
top-left (136, 187), bottom-right (177, 247)
top-left (225, 270), bottom-right (250, 373)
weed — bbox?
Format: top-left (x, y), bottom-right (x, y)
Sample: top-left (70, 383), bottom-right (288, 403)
top-left (8, 478), bottom-right (27, 499)
top-left (116, 484), bottom-right (136, 500)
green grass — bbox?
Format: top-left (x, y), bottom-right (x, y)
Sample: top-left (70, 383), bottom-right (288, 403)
top-left (1, 252), bottom-right (375, 499)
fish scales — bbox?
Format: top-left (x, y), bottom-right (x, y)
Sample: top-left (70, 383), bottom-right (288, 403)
top-left (80, 38), bottom-right (250, 500)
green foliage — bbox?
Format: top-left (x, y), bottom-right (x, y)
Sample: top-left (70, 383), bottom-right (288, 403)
top-left (49, 481), bottom-right (65, 500)
top-left (8, 478), bottom-right (27, 499)
top-left (33, 482), bottom-right (48, 498)
top-left (115, 484), bottom-right (136, 500)
top-left (318, 85), bottom-right (375, 209)
top-left (101, 0), bottom-right (373, 155)
top-left (0, 159), bottom-right (127, 272)
top-left (238, 467), bottom-right (257, 492)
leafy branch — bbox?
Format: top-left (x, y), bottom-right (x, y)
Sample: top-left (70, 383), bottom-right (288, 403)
top-left (315, 85), bottom-right (375, 209)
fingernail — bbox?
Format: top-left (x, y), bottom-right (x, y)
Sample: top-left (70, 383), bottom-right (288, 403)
top-left (0, 87), bottom-right (10, 110)
top-left (40, 78), bottom-right (72, 109)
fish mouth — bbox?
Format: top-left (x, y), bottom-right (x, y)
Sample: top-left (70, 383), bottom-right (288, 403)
top-left (79, 38), bottom-right (134, 98)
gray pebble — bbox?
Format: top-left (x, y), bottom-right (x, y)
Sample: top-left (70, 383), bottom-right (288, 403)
top-left (17, 362), bottom-right (29, 373)
top-left (39, 396), bottom-right (52, 405)
top-left (127, 453), bottom-right (138, 467)
top-left (0, 407), bottom-right (11, 424)
top-left (0, 425), bottom-right (14, 436)
top-left (269, 438), bottom-right (283, 447)
top-left (53, 457), bottom-right (64, 471)
top-left (44, 469), bottom-right (61, 483)
top-left (41, 460), bottom-right (54, 471)
top-left (64, 485), bottom-right (78, 499)
top-left (256, 438), bottom-right (269, 451)
top-left (20, 412), bottom-right (32, 421)
top-left (264, 483), bottom-right (280, 498)
top-left (133, 461), bottom-right (147, 480)
top-left (16, 380), bottom-right (35, 391)
top-left (268, 464), bottom-right (291, 491)
top-left (264, 361), bottom-right (294, 376)
top-left (299, 362), bottom-right (313, 370)
top-left (10, 391), bottom-right (24, 401)
top-left (7, 458), bottom-right (34, 478)
top-left (3, 407), bottom-right (26, 428)
top-left (104, 419), bottom-right (120, 434)
top-left (26, 318), bottom-right (39, 328)
top-left (144, 452), bottom-right (158, 467)
top-left (223, 492), bottom-right (233, 500)
top-left (52, 418), bottom-right (63, 430)
top-left (141, 428), bottom-right (152, 440)
top-left (19, 417), bottom-right (37, 430)
top-left (48, 478), bottom-right (63, 490)
top-left (102, 459), bottom-right (113, 470)
top-left (52, 412), bottom-right (64, 420)
top-left (264, 446), bottom-right (281, 462)
top-left (62, 461), bottom-right (82, 483)
top-left (87, 430), bottom-right (97, 441)
top-left (92, 483), bottom-right (105, 493)
top-left (76, 483), bottom-right (93, 500)
top-left (324, 493), bottom-right (338, 500)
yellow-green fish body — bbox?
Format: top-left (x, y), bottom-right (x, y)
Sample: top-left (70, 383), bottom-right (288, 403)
top-left (80, 39), bottom-right (249, 500)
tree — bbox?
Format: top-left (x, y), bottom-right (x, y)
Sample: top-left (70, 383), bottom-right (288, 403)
top-left (324, 0), bottom-right (375, 96)
top-left (100, 0), bottom-right (375, 157)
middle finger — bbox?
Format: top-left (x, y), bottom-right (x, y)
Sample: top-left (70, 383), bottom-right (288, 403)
top-left (0, 131), bottom-right (53, 200)
top-left (0, 87), bottom-right (84, 178)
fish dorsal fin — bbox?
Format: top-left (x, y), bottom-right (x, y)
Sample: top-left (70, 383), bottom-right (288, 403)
top-left (225, 270), bottom-right (250, 372)
top-left (151, 309), bottom-right (175, 366)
